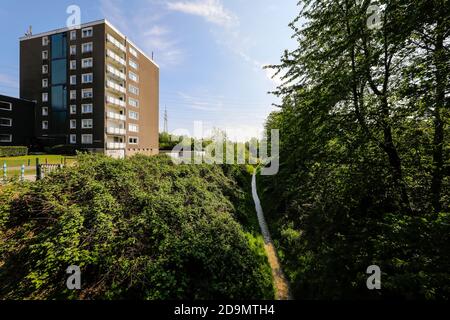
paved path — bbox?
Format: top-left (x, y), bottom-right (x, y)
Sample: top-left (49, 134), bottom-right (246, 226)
top-left (251, 172), bottom-right (292, 300)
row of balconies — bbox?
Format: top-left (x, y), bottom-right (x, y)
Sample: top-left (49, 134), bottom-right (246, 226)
top-left (106, 111), bottom-right (126, 121)
top-left (106, 79), bottom-right (126, 94)
top-left (106, 127), bottom-right (126, 135)
top-left (106, 142), bottom-right (126, 150)
top-left (106, 95), bottom-right (126, 108)
top-left (106, 49), bottom-right (126, 66)
top-left (106, 34), bottom-right (126, 52)
top-left (106, 64), bottom-right (126, 81)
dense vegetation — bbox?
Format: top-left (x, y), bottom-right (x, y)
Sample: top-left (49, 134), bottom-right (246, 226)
top-left (0, 146), bottom-right (28, 157)
top-left (0, 154), bottom-right (273, 299)
top-left (260, 0), bottom-right (449, 299)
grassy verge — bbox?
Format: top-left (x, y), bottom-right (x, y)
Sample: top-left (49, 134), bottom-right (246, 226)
top-left (0, 155), bottom-right (76, 167)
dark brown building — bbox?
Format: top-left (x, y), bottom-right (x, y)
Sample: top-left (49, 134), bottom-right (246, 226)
top-left (20, 19), bottom-right (159, 158)
top-left (0, 94), bottom-right (35, 146)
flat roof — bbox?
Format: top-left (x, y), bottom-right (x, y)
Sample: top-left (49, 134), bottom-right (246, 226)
top-left (0, 94), bottom-right (36, 104)
top-left (19, 19), bottom-right (159, 68)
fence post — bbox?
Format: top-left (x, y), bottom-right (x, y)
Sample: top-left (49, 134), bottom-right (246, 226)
top-left (36, 158), bottom-right (41, 180)
top-left (20, 164), bottom-right (25, 182)
top-left (3, 162), bottom-right (6, 182)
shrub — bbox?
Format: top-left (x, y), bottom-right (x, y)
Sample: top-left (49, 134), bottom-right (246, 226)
top-left (0, 154), bottom-right (274, 300)
top-left (0, 146), bottom-right (28, 157)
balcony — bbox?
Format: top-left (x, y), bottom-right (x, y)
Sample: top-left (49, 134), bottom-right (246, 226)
top-left (106, 79), bottom-right (126, 94)
top-left (106, 64), bottom-right (126, 81)
top-left (107, 34), bottom-right (126, 52)
top-left (106, 95), bottom-right (126, 108)
top-left (106, 49), bottom-right (126, 67)
top-left (107, 142), bottom-right (126, 150)
top-left (106, 127), bottom-right (126, 135)
top-left (106, 111), bottom-right (126, 121)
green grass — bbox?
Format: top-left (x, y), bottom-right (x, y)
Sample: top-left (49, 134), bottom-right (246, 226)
top-left (1, 155), bottom-right (76, 167)
top-left (1, 155), bottom-right (77, 180)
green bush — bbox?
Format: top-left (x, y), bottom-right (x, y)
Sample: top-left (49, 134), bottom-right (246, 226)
top-left (0, 146), bottom-right (28, 157)
top-left (0, 154), bottom-right (274, 300)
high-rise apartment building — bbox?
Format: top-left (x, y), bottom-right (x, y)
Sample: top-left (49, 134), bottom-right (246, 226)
top-left (20, 19), bottom-right (159, 158)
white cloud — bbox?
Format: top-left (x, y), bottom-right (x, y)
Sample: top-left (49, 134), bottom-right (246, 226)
top-left (167, 0), bottom-right (238, 27)
top-left (144, 26), bottom-right (170, 37)
top-left (178, 92), bottom-right (224, 111)
top-left (100, 0), bottom-right (184, 67)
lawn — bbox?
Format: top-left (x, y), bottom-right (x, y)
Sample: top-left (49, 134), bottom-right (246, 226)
top-left (1, 155), bottom-right (76, 167)
top-left (1, 155), bottom-right (77, 179)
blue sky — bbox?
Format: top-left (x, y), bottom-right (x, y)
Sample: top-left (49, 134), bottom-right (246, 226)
top-left (0, 0), bottom-right (298, 141)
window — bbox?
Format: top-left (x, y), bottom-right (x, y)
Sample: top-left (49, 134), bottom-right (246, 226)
top-left (82, 103), bottom-right (93, 114)
top-left (70, 105), bottom-right (77, 114)
top-left (82, 42), bottom-right (93, 53)
top-left (70, 75), bottom-right (77, 85)
top-left (42, 65), bottom-right (48, 74)
top-left (42, 51), bottom-right (48, 60)
top-left (82, 58), bottom-right (93, 68)
top-left (70, 119), bottom-right (77, 129)
top-left (82, 73), bottom-right (93, 84)
top-left (70, 134), bottom-right (77, 144)
top-left (0, 134), bottom-right (12, 143)
top-left (129, 71), bottom-right (138, 82)
top-left (0, 101), bottom-right (12, 111)
top-left (42, 121), bottom-right (49, 130)
top-left (129, 59), bottom-right (138, 69)
top-left (82, 119), bottom-right (93, 129)
top-left (42, 36), bottom-right (49, 46)
top-left (82, 27), bottom-right (93, 38)
top-left (0, 118), bottom-right (12, 127)
top-left (42, 78), bottom-right (48, 88)
top-left (70, 90), bottom-right (77, 100)
top-left (82, 88), bottom-right (93, 99)
top-left (82, 134), bottom-right (93, 144)
top-left (70, 45), bottom-right (77, 55)
top-left (129, 110), bottom-right (139, 120)
top-left (129, 84), bottom-right (139, 95)
top-left (70, 30), bottom-right (77, 40)
top-left (129, 137), bottom-right (139, 145)
top-left (129, 47), bottom-right (138, 57)
top-left (70, 60), bottom-right (77, 70)
top-left (128, 124), bottom-right (139, 132)
top-left (42, 92), bottom-right (48, 102)
top-left (129, 97), bottom-right (139, 108)
top-left (42, 107), bottom-right (48, 116)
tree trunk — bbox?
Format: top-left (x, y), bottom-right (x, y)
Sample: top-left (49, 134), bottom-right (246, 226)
top-left (431, 19), bottom-right (445, 213)
top-left (381, 96), bottom-right (413, 214)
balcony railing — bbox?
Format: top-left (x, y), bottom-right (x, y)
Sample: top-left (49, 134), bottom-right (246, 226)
top-left (106, 64), bottom-right (126, 81)
top-left (106, 79), bottom-right (126, 94)
top-left (106, 95), bottom-right (126, 108)
top-left (106, 49), bottom-right (126, 66)
top-left (106, 34), bottom-right (126, 52)
top-left (106, 127), bottom-right (126, 135)
top-left (106, 111), bottom-right (126, 121)
top-left (107, 142), bottom-right (126, 149)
